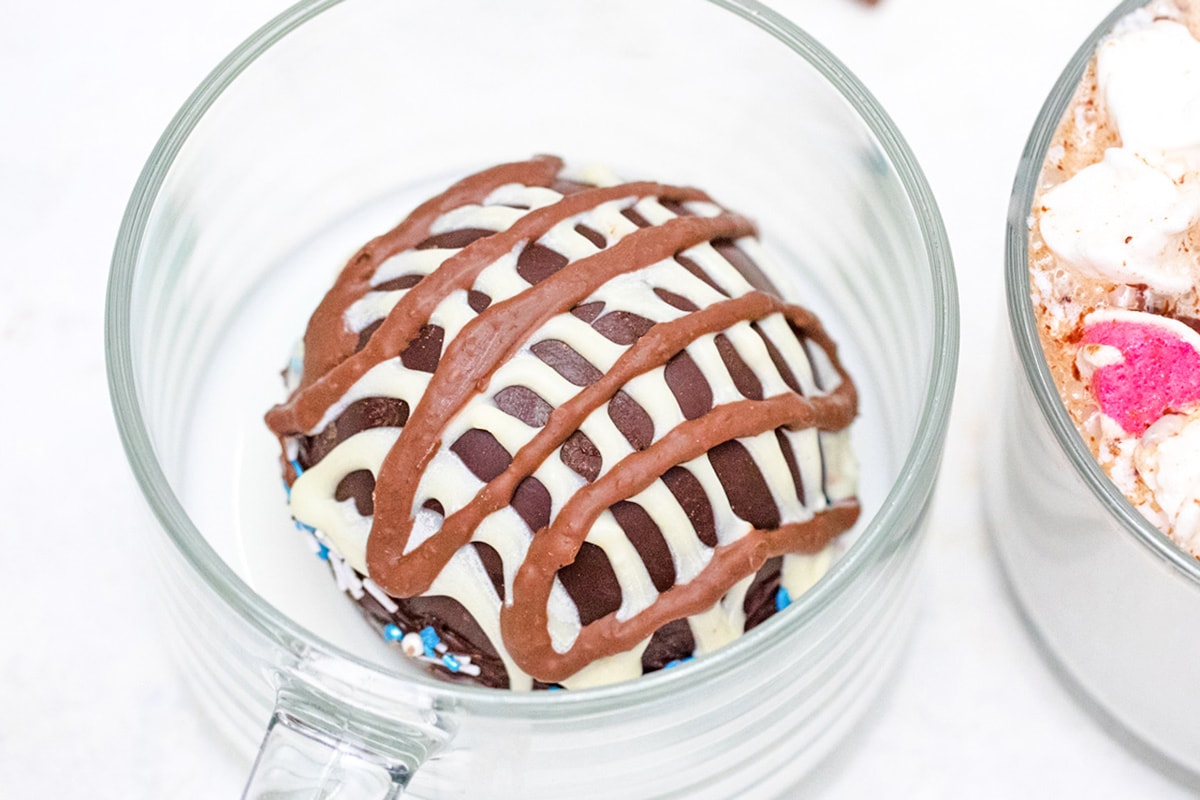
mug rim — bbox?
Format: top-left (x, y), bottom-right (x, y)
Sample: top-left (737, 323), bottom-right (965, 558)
top-left (1004, 0), bottom-right (1200, 587)
top-left (105, 0), bottom-right (958, 712)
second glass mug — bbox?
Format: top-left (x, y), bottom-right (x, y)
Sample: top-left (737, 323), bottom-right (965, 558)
top-left (988, 0), bottom-right (1200, 780)
top-left (106, 0), bottom-right (958, 796)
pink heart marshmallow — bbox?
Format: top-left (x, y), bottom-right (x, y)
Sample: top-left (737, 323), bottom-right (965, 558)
top-left (1080, 310), bottom-right (1200, 435)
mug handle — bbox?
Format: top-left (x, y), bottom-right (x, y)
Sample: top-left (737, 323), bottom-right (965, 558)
top-left (242, 677), bottom-right (447, 799)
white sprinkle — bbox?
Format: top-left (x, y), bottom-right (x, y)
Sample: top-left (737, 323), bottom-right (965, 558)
top-left (328, 553), bottom-right (365, 599)
top-left (330, 554), bottom-right (350, 593)
top-left (362, 578), bottom-right (400, 613)
top-left (400, 632), bottom-right (425, 658)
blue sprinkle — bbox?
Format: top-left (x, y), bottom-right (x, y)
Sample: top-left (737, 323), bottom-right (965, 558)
top-left (419, 626), bottom-right (440, 658)
top-left (663, 656), bottom-right (694, 670)
top-left (316, 543), bottom-right (330, 561)
top-left (290, 459), bottom-right (304, 477)
top-left (441, 654), bottom-right (461, 673)
top-left (383, 624), bottom-right (403, 642)
top-left (547, 685), bottom-right (563, 691)
top-left (775, 586), bottom-right (792, 612)
top-left (294, 520), bottom-right (316, 534)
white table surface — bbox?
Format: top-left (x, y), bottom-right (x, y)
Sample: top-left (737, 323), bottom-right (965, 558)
top-left (3, 0), bottom-right (1197, 797)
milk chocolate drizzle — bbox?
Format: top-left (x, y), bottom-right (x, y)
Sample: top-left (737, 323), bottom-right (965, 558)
top-left (268, 156), bottom-right (860, 683)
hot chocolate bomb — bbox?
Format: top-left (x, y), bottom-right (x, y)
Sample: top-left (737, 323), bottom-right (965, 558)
top-left (266, 156), bottom-right (861, 690)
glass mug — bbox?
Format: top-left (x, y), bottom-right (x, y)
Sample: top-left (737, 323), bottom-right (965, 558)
top-left (988, 0), bottom-right (1200, 781)
top-left (106, 0), bottom-right (958, 796)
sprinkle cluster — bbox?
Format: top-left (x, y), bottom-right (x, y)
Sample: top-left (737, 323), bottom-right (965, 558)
top-left (285, 461), bottom-right (482, 678)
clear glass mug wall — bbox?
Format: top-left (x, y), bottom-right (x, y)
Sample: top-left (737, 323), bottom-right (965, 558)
top-left (988, 0), bottom-right (1200, 780)
top-left (106, 0), bottom-right (958, 796)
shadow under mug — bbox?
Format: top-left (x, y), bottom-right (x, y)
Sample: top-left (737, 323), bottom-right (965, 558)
top-left (989, 0), bottom-right (1200, 783)
top-left (106, 0), bottom-right (958, 796)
